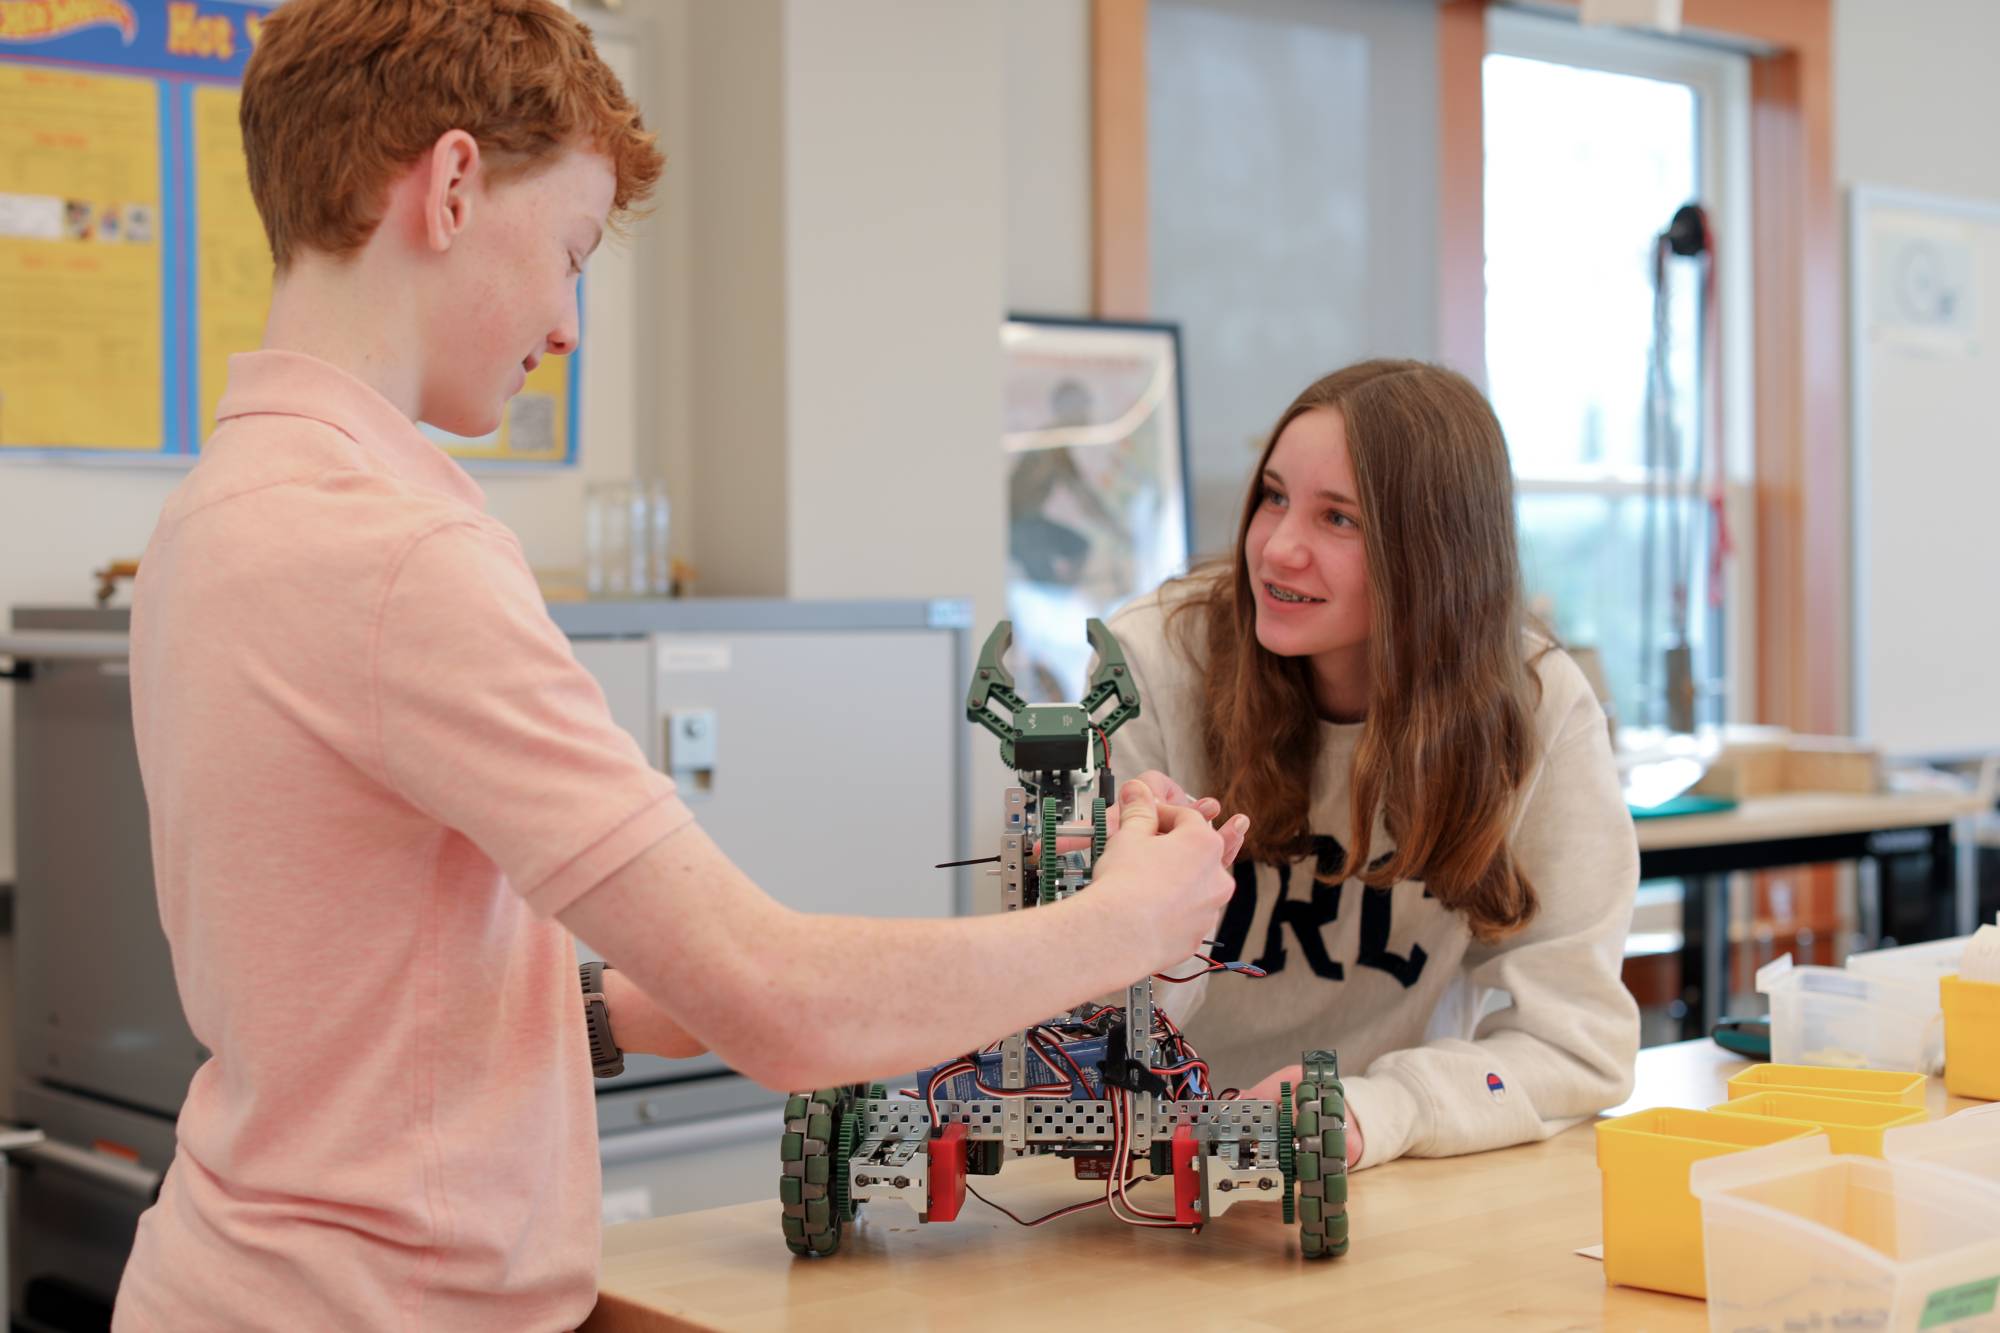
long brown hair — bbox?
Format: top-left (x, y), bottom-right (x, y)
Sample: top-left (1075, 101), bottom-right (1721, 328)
top-left (1169, 359), bottom-right (1545, 939)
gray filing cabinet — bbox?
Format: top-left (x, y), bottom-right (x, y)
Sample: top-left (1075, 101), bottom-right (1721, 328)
top-left (2, 599), bottom-right (971, 1330)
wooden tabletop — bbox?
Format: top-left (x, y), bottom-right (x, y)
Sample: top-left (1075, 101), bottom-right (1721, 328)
top-left (1632, 789), bottom-right (1984, 852)
top-left (584, 1042), bottom-right (1978, 1332)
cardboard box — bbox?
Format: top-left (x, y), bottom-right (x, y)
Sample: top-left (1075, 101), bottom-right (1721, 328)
top-left (1692, 733), bottom-right (1880, 799)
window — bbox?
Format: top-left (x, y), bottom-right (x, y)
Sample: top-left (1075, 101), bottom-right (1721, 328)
top-left (1483, 10), bottom-right (1753, 733)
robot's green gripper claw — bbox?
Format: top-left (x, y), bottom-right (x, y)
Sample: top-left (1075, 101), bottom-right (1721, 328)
top-left (966, 621), bottom-right (1028, 767)
top-left (1079, 618), bottom-right (1141, 737)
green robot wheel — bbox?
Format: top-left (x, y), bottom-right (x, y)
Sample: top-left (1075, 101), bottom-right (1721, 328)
top-left (1295, 1050), bottom-right (1349, 1260)
top-left (781, 1086), bottom-right (854, 1257)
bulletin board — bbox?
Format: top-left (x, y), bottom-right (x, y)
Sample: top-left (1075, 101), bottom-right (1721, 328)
top-left (1849, 185), bottom-right (2000, 758)
top-left (0, 0), bottom-right (578, 464)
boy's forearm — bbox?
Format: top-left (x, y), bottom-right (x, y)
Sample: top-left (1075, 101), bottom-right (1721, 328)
top-left (601, 965), bottom-right (707, 1060)
top-left (729, 895), bottom-right (1148, 1086)
top-left (563, 827), bottom-right (1153, 1090)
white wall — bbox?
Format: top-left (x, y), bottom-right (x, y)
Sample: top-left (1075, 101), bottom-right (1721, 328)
top-left (1836, 0), bottom-right (2000, 203)
top-left (1151, 0), bottom-right (1441, 558)
top-left (1835, 0), bottom-right (2000, 757)
top-left (782, 1), bottom-right (1007, 622)
top-left (684, 0), bottom-right (789, 597)
top-left (1005, 0), bottom-right (1093, 317)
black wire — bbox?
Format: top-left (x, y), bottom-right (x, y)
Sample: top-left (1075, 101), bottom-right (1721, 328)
top-left (965, 1174), bottom-right (1169, 1228)
top-left (965, 1181), bottom-right (1106, 1227)
top-left (934, 855), bottom-right (1001, 869)
top-left (1640, 233), bottom-right (1665, 722)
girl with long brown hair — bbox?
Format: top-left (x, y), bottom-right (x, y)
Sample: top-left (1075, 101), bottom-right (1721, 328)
top-left (1111, 359), bottom-right (1639, 1170)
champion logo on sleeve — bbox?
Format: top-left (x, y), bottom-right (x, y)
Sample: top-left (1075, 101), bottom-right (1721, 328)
top-left (1485, 1072), bottom-right (1507, 1101)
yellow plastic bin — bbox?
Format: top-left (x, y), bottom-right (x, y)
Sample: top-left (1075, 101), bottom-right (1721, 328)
top-left (1726, 1062), bottom-right (1927, 1107)
top-left (1941, 975), bottom-right (2000, 1101)
top-left (1708, 1091), bottom-right (1927, 1156)
top-left (1596, 1107), bottom-right (1825, 1299)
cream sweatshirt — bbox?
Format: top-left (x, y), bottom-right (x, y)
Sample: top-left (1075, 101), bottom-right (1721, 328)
top-left (1108, 584), bottom-right (1640, 1170)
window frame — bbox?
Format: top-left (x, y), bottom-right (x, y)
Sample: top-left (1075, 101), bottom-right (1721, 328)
top-left (1485, 6), bottom-right (1757, 726)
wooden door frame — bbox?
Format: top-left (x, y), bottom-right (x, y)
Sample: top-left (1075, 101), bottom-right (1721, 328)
top-left (1092, 0), bottom-right (1843, 732)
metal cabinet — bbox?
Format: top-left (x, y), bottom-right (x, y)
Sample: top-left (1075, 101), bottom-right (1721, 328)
top-left (2, 598), bottom-right (971, 1327)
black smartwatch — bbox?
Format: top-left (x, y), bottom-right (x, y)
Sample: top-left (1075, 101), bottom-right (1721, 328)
top-left (579, 961), bottom-right (625, 1079)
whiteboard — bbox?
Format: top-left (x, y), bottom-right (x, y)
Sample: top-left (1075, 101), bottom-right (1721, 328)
top-left (1851, 186), bottom-right (2000, 758)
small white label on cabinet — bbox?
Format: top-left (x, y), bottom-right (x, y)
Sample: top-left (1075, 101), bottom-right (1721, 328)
top-left (658, 643), bottom-right (731, 672)
top-left (601, 1186), bottom-right (654, 1226)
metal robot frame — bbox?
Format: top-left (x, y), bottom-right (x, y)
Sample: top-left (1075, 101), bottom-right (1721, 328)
top-left (778, 619), bottom-right (1349, 1259)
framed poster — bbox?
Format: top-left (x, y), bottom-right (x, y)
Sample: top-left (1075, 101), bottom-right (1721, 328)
top-left (1001, 314), bottom-right (1192, 702)
top-left (0, 0), bottom-right (580, 464)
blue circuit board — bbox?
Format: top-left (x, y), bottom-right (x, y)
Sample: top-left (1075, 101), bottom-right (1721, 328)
top-left (918, 1036), bottom-right (1108, 1101)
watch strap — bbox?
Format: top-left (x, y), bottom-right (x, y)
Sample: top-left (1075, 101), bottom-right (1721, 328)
top-left (580, 961), bottom-right (625, 1079)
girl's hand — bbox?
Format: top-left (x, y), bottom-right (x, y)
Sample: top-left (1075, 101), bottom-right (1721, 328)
top-left (1046, 769), bottom-right (1225, 854)
top-left (1245, 1064), bottom-right (1364, 1168)
top-left (1110, 769), bottom-right (1223, 832)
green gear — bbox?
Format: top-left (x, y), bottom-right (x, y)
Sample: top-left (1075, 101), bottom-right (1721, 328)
top-left (1295, 1050), bottom-right (1349, 1260)
top-left (780, 1087), bottom-right (853, 1257)
top-left (1277, 1081), bottom-right (1296, 1224)
top-left (1039, 795), bottom-right (1062, 904)
top-left (1091, 797), bottom-right (1107, 863)
top-left (833, 1111), bottom-right (859, 1222)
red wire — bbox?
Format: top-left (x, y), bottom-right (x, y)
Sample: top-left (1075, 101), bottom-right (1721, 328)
top-left (1153, 961), bottom-right (1226, 984)
top-left (972, 1075), bottom-right (1072, 1098)
top-left (1105, 1087), bottom-right (1186, 1226)
top-left (1150, 1059), bottom-right (1208, 1079)
top-left (925, 1061), bottom-right (974, 1128)
top-left (1154, 953), bottom-right (1266, 984)
top-left (1030, 1029), bottom-right (1097, 1097)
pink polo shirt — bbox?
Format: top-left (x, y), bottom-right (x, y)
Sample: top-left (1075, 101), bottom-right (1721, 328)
top-left (116, 351), bottom-right (693, 1331)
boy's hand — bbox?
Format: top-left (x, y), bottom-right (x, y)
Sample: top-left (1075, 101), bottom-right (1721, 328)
top-left (1106, 768), bottom-right (1247, 872)
top-left (1088, 782), bottom-right (1243, 974)
top-left (1044, 769), bottom-right (1225, 855)
top-left (1105, 768), bottom-right (1222, 833)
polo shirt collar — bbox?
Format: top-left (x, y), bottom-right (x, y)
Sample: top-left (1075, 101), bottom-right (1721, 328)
top-left (215, 350), bottom-right (487, 510)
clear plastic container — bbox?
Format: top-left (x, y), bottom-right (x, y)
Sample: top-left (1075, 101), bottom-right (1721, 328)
top-left (1693, 1138), bottom-right (2000, 1332)
top-left (1847, 935), bottom-right (1970, 981)
top-left (1883, 1102), bottom-right (2000, 1190)
top-left (1757, 954), bottom-right (1946, 1075)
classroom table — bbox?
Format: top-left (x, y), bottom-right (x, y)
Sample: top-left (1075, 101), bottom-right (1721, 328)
top-left (583, 1040), bottom-right (1980, 1332)
top-left (0, 1127), bottom-right (46, 1311)
top-left (1635, 789), bottom-right (1987, 1040)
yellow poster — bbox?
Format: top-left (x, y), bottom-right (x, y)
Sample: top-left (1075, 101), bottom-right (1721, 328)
top-left (190, 82), bottom-right (268, 442)
top-left (0, 62), bottom-right (164, 450)
top-left (423, 348), bottom-right (574, 464)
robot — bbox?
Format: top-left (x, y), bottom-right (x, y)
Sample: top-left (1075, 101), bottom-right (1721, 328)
top-left (778, 619), bottom-right (1348, 1259)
